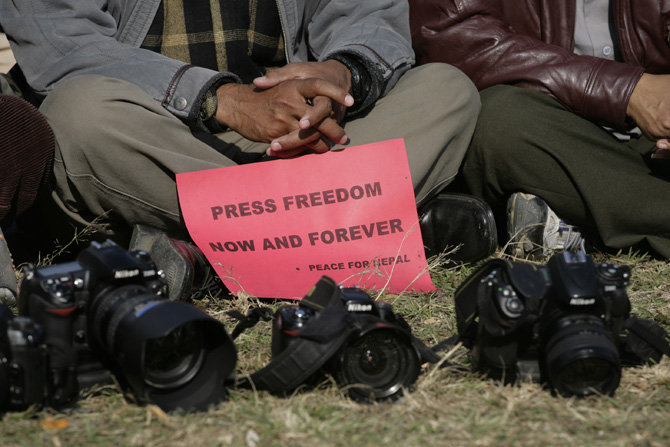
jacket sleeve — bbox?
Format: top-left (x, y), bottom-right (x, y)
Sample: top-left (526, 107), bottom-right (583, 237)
top-left (409, 0), bottom-right (644, 128)
top-left (0, 0), bottom-right (239, 129)
top-left (306, 0), bottom-right (415, 110)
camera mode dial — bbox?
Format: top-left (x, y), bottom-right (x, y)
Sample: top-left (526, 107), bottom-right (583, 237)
top-left (597, 263), bottom-right (631, 286)
top-left (42, 276), bottom-right (75, 302)
top-left (495, 284), bottom-right (524, 319)
top-left (486, 270), bottom-right (524, 320)
top-left (295, 309), bottom-right (309, 321)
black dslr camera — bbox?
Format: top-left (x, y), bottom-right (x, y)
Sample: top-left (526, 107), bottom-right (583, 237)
top-left (454, 251), bottom-right (669, 397)
top-left (254, 277), bottom-right (421, 401)
top-left (0, 240), bottom-right (236, 412)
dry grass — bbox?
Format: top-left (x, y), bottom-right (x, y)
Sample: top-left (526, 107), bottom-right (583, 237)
top-left (1, 249), bottom-right (669, 447)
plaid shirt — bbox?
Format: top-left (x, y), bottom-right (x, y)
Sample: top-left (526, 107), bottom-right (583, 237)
top-left (142, 0), bottom-right (286, 130)
top-left (141, 0), bottom-right (374, 132)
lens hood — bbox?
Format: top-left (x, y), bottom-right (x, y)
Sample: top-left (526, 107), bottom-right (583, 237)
top-left (97, 298), bottom-right (236, 412)
top-left (337, 321), bottom-right (421, 401)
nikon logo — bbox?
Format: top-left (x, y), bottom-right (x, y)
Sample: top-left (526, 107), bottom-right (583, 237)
top-left (347, 303), bottom-right (372, 312)
top-left (570, 298), bottom-right (596, 305)
top-left (114, 269), bottom-right (140, 279)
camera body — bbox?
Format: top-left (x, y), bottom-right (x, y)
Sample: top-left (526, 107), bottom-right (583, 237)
top-left (1, 240), bottom-right (235, 412)
top-left (1, 241), bottom-right (165, 410)
top-left (0, 309), bottom-right (47, 410)
top-left (272, 283), bottom-right (420, 401)
top-left (456, 251), bottom-right (633, 396)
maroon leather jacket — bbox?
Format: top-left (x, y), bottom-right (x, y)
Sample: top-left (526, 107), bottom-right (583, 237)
top-left (410, 0), bottom-right (670, 128)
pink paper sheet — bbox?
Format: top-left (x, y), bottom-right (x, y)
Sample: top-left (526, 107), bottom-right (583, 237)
top-left (176, 139), bottom-right (435, 298)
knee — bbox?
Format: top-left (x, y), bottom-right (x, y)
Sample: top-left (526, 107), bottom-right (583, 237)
top-left (40, 75), bottom-right (138, 145)
top-left (469, 85), bottom-right (539, 160)
top-left (476, 85), bottom-right (541, 137)
top-left (404, 63), bottom-right (480, 121)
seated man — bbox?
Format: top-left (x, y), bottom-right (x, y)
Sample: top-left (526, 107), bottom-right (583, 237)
top-left (410, 0), bottom-right (670, 259)
top-left (1, 0), bottom-right (487, 299)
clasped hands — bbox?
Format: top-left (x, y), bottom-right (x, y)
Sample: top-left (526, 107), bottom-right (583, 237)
top-left (215, 60), bottom-right (354, 158)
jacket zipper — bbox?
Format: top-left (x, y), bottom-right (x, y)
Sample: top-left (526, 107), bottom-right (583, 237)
top-left (275, 0), bottom-right (291, 63)
top-left (569, 0), bottom-right (576, 52)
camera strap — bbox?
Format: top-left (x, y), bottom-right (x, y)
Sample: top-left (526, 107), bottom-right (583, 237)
top-left (620, 315), bottom-right (670, 364)
top-left (452, 259), bottom-right (508, 347)
top-left (230, 277), bottom-right (361, 394)
top-left (226, 307), bottom-right (274, 340)
top-left (243, 307), bottom-right (359, 394)
top-left (453, 258), bottom-right (547, 347)
top-left (389, 312), bottom-right (459, 365)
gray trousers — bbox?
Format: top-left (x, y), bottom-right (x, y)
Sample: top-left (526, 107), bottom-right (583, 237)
top-left (462, 85), bottom-right (670, 258)
top-left (40, 63), bottom-right (479, 239)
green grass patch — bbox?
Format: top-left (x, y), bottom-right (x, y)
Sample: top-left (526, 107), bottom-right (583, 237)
top-left (1, 250), bottom-right (669, 446)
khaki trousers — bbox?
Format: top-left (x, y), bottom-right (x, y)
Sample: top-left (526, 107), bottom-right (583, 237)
top-left (40, 63), bottom-right (479, 239)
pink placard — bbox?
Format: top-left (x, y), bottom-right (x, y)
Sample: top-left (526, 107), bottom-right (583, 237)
top-left (176, 138), bottom-right (435, 299)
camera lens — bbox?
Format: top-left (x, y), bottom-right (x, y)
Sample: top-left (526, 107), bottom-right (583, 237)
top-left (339, 328), bottom-right (419, 401)
top-left (89, 285), bottom-right (164, 355)
top-left (87, 284), bottom-right (236, 411)
top-left (143, 321), bottom-right (206, 389)
top-left (544, 315), bottom-right (621, 396)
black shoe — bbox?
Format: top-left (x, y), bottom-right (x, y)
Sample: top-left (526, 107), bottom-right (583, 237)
top-left (0, 227), bottom-right (17, 305)
top-left (129, 225), bottom-right (221, 301)
top-left (419, 193), bottom-right (498, 263)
